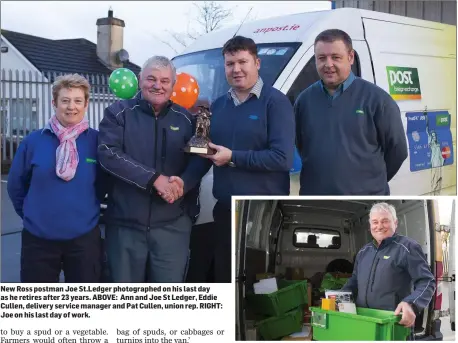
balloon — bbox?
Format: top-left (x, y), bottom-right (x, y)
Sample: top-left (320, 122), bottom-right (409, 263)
top-left (171, 72), bottom-right (199, 108)
top-left (109, 68), bottom-right (138, 99)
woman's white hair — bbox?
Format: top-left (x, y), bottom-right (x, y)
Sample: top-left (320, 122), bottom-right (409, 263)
top-left (369, 202), bottom-right (397, 222)
top-left (141, 56), bottom-right (176, 83)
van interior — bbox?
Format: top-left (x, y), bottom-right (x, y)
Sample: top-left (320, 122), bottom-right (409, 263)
top-left (235, 199), bottom-right (452, 341)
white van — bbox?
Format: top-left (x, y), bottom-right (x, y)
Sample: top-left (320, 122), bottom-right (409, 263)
top-left (234, 199), bottom-right (455, 341)
top-left (171, 8), bottom-right (457, 211)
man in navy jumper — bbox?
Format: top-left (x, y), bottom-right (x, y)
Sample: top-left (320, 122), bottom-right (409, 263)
top-left (294, 29), bottom-right (408, 195)
top-left (173, 36), bottom-right (295, 283)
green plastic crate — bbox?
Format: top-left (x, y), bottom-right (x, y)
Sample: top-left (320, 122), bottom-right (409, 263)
top-left (278, 279), bottom-right (308, 291)
top-left (256, 308), bottom-right (304, 340)
top-left (310, 306), bottom-right (411, 341)
top-left (246, 280), bottom-right (308, 316)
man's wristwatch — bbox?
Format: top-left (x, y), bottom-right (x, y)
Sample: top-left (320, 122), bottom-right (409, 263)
top-left (228, 161), bottom-right (236, 167)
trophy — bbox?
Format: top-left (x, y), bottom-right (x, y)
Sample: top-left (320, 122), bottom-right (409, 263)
top-left (184, 105), bottom-right (215, 155)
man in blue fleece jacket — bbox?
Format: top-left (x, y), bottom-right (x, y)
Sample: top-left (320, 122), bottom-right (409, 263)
top-left (97, 56), bottom-right (199, 283)
top-left (175, 36), bottom-right (295, 283)
top-left (294, 29), bottom-right (408, 195)
top-left (341, 202), bottom-right (435, 329)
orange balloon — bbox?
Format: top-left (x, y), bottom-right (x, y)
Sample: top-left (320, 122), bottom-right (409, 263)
top-left (171, 72), bottom-right (200, 109)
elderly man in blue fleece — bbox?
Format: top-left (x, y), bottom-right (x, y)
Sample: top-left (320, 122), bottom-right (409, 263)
top-left (7, 74), bottom-right (107, 283)
top-left (97, 56), bottom-right (200, 283)
top-left (294, 29), bottom-right (408, 195)
top-left (171, 36), bottom-right (295, 283)
top-left (341, 202), bottom-right (436, 329)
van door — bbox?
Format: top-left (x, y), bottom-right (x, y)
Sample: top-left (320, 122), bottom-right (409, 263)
top-left (235, 200), bottom-right (278, 340)
top-left (448, 200), bottom-right (455, 331)
top-left (361, 17), bottom-right (457, 196)
top-left (383, 201), bottom-right (428, 336)
top-left (236, 200), bottom-right (249, 341)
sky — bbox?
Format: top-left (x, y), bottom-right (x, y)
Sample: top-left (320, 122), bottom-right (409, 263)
top-left (0, 1), bottom-right (331, 67)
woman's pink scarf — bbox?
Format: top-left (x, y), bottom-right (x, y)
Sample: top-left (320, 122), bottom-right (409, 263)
top-left (49, 115), bottom-right (89, 181)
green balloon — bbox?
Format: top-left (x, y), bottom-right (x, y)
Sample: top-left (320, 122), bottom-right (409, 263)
top-left (109, 68), bottom-right (139, 99)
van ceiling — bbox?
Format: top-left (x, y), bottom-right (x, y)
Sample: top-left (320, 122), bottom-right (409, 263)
top-left (278, 200), bottom-right (412, 220)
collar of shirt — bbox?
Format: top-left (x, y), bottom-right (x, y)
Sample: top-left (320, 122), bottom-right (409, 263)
top-left (372, 233), bottom-right (398, 249)
top-left (320, 71), bottom-right (356, 99)
top-left (42, 122), bottom-right (52, 134)
top-left (227, 77), bottom-right (264, 106)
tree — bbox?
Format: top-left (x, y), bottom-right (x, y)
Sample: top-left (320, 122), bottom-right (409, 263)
top-left (195, 1), bottom-right (232, 34)
top-left (154, 1), bottom-right (233, 54)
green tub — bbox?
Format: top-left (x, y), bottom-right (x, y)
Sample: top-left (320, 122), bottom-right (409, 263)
top-left (310, 306), bottom-right (411, 341)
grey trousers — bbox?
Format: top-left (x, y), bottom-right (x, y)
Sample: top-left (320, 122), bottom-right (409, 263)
top-left (105, 215), bottom-right (192, 283)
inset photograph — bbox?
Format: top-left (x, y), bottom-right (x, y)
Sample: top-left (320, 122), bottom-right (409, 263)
top-left (235, 199), bottom-right (455, 341)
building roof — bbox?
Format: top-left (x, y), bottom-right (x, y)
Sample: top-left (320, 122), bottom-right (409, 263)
top-left (1, 29), bottom-right (141, 76)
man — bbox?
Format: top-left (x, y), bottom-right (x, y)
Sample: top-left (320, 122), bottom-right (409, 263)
top-left (97, 56), bottom-right (198, 283)
top-left (173, 36), bottom-right (295, 283)
top-left (294, 29), bottom-right (408, 195)
top-left (341, 202), bottom-right (436, 329)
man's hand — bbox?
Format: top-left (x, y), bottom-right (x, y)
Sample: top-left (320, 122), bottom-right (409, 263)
top-left (394, 302), bottom-right (416, 327)
top-left (168, 176), bottom-right (184, 189)
top-left (202, 142), bottom-right (232, 167)
top-left (154, 175), bottom-right (183, 203)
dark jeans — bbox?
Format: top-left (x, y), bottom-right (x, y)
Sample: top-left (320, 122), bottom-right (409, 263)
top-left (186, 221), bottom-right (217, 283)
top-left (21, 226), bottom-right (102, 283)
top-left (105, 215), bottom-right (192, 283)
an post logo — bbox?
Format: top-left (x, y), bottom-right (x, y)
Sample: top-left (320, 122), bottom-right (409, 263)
top-left (436, 114), bottom-right (449, 126)
top-left (386, 66), bottom-right (421, 100)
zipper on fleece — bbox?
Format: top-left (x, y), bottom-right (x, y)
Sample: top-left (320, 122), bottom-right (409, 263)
top-left (370, 258), bottom-right (380, 292)
top-left (161, 128), bottom-right (167, 172)
top-left (365, 246), bottom-right (379, 308)
top-left (147, 115), bottom-right (158, 231)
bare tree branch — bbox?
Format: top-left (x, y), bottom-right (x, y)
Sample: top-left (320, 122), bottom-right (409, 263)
top-left (162, 1), bottom-right (233, 52)
top-left (194, 1), bottom-right (232, 33)
top-left (150, 33), bottom-right (179, 54)
top-left (166, 30), bottom-right (189, 48)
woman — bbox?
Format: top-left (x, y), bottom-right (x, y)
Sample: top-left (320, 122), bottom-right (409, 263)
top-left (7, 74), bottom-right (105, 283)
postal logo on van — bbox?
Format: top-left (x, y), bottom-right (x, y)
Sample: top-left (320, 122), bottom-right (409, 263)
top-left (436, 114), bottom-right (449, 127)
top-left (386, 67), bottom-right (421, 101)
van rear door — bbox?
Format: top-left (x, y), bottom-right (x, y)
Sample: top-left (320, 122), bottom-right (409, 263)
top-left (236, 200), bottom-right (249, 341)
top-left (448, 200), bottom-right (455, 331)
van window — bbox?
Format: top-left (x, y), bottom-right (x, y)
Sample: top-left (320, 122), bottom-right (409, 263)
top-left (293, 228), bottom-right (341, 249)
top-left (172, 43), bottom-right (301, 104)
top-left (286, 50), bottom-right (361, 104)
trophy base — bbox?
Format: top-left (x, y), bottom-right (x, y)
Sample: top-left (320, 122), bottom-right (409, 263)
top-left (184, 146), bottom-right (215, 155)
